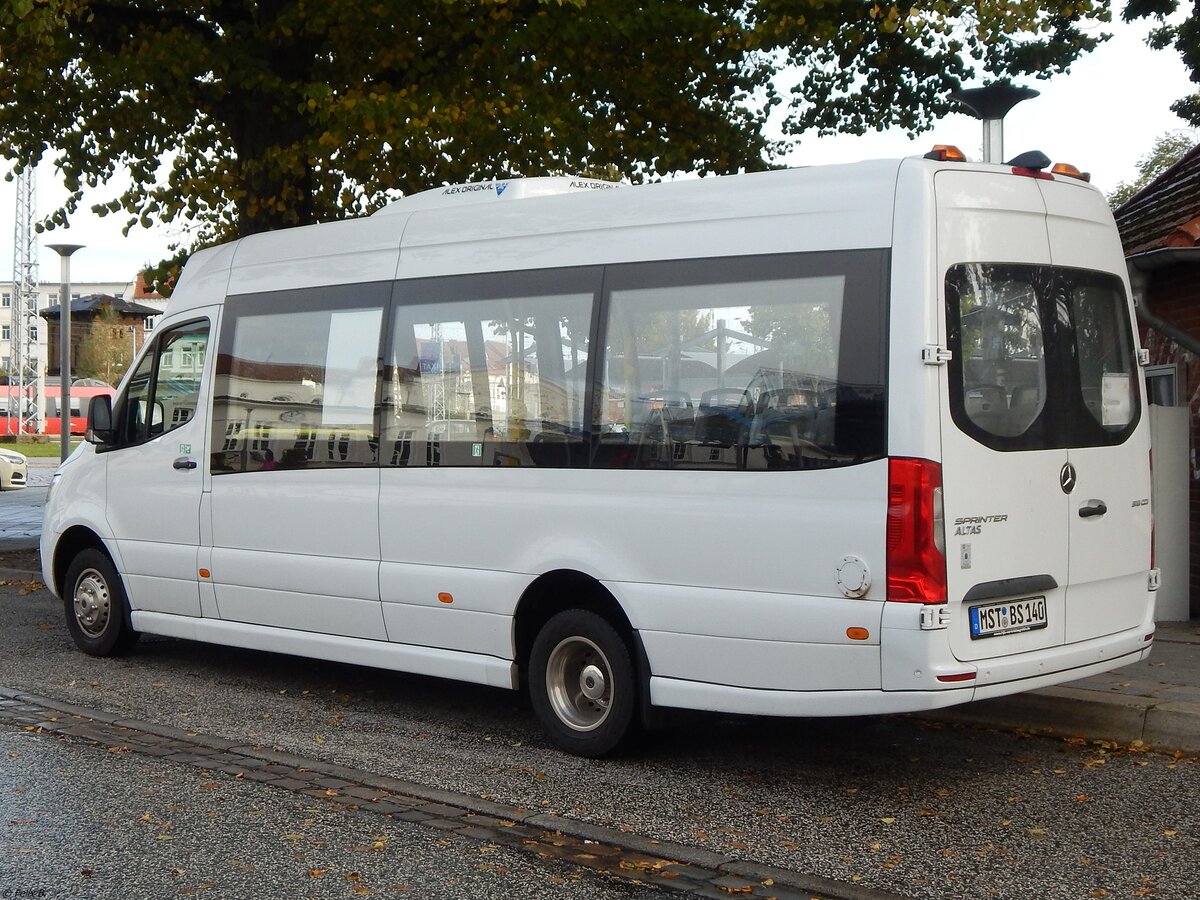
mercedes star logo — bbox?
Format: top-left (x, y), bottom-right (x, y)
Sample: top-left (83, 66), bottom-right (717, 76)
top-left (1060, 462), bottom-right (1077, 494)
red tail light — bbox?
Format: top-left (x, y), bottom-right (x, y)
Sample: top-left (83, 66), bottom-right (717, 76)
top-left (887, 457), bottom-right (947, 604)
top-left (1011, 166), bottom-right (1054, 181)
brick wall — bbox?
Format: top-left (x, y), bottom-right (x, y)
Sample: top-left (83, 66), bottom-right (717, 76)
top-left (1139, 262), bottom-right (1200, 615)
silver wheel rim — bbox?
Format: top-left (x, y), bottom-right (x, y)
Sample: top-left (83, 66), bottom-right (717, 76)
top-left (73, 568), bottom-right (112, 638)
top-left (545, 635), bottom-right (613, 732)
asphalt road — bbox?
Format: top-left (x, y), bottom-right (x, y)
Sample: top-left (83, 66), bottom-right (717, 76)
top-left (1, 726), bottom-right (675, 900)
top-left (1, 579), bottom-right (1196, 900)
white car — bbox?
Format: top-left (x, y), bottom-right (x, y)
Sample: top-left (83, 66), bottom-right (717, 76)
top-left (0, 448), bottom-right (28, 490)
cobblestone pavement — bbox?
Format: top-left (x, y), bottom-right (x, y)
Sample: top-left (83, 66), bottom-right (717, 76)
top-left (0, 458), bottom-right (52, 547)
top-left (0, 487), bottom-right (45, 545)
top-left (23, 459), bottom-right (56, 488)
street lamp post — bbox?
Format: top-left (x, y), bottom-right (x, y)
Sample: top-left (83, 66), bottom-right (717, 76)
top-left (46, 244), bottom-right (83, 463)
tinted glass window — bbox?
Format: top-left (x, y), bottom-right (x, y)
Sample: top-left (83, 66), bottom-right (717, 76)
top-left (119, 320), bottom-right (208, 446)
top-left (386, 270), bottom-right (596, 468)
top-left (211, 285), bottom-right (387, 473)
top-left (951, 269), bottom-right (1047, 438)
top-left (946, 265), bottom-right (1139, 450)
top-left (1072, 282), bottom-right (1137, 431)
top-left (595, 252), bottom-right (888, 470)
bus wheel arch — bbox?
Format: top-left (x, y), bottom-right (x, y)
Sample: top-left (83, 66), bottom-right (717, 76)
top-left (514, 570), bottom-right (648, 756)
top-left (52, 526), bottom-right (111, 599)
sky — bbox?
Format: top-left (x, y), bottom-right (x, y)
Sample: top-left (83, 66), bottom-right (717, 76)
top-left (0, 13), bottom-right (1194, 285)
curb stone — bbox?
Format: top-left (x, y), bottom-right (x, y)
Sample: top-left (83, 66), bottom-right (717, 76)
top-left (917, 685), bottom-right (1200, 755)
top-left (1142, 699), bottom-right (1200, 752)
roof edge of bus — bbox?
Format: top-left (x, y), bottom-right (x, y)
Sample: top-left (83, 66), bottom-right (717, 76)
top-left (372, 176), bottom-right (623, 215)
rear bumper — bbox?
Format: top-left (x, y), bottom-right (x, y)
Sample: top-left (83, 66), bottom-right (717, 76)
top-left (648, 676), bottom-right (975, 718)
top-left (969, 620), bottom-right (1155, 697)
top-left (645, 602), bottom-right (1156, 719)
top-left (884, 595), bottom-right (1156, 691)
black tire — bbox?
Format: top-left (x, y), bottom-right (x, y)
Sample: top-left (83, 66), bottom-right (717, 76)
top-left (528, 609), bottom-right (639, 757)
top-left (62, 548), bottom-right (139, 657)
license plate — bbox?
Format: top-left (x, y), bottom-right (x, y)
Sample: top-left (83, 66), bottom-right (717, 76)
top-left (969, 596), bottom-right (1048, 639)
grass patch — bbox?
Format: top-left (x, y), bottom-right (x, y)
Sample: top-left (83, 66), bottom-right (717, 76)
top-left (0, 441), bottom-right (81, 457)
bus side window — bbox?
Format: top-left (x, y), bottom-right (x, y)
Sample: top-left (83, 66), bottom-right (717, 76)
top-left (210, 299), bottom-right (384, 474)
top-left (385, 273), bottom-right (593, 468)
top-left (596, 252), bottom-right (885, 470)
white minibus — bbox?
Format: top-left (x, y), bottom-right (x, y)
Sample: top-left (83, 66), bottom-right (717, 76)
top-left (43, 150), bottom-right (1159, 756)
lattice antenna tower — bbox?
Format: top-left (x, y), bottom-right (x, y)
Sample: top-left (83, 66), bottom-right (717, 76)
top-left (11, 166), bottom-right (40, 434)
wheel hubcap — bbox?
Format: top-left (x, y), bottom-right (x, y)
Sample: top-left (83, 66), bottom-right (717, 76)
top-left (73, 569), bottom-right (111, 638)
top-left (545, 636), bottom-right (613, 732)
top-left (579, 664), bottom-right (607, 702)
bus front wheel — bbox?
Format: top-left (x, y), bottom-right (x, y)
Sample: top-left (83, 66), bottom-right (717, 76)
top-left (529, 609), bottom-right (638, 757)
top-left (63, 548), bottom-right (140, 657)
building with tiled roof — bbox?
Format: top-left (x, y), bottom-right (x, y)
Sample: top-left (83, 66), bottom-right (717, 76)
top-left (1117, 144), bottom-right (1200, 256)
top-left (40, 293), bottom-right (160, 378)
top-left (1115, 144), bottom-right (1200, 617)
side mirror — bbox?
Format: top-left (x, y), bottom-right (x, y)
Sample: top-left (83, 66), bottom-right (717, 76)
top-left (86, 394), bottom-right (115, 445)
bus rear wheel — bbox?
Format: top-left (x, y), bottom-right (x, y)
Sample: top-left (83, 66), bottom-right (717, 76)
top-left (529, 609), bottom-right (638, 757)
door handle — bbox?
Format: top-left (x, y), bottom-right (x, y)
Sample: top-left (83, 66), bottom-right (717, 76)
top-left (173, 456), bottom-right (198, 470)
top-left (1078, 500), bottom-right (1107, 518)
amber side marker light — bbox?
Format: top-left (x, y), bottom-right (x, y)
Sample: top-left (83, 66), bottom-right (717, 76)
top-left (438, 592), bottom-right (454, 604)
top-left (1051, 162), bottom-right (1091, 182)
top-left (198, 568), bottom-right (211, 579)
top-left (846, 627), bottom-right (870, 641)
top-left (924, 145), bottom-right (967, 162)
